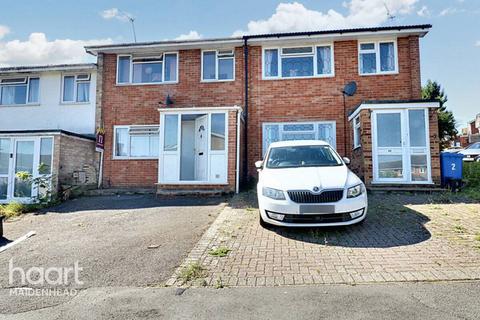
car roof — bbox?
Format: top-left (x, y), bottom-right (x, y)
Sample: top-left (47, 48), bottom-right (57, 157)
top-left (268, 140), bottom-right (331, 148)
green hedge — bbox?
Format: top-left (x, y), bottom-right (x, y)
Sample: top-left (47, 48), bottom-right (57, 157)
top-left (463, 162), bottom-right (480, 188)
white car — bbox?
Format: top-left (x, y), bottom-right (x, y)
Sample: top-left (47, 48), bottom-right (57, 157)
top-left (256, 140), bottom-right (367, 227)
top-left (458, 142), bottom-right (480, 161)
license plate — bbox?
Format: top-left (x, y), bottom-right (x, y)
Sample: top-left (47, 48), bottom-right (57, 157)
top-left (299, 205), bottom-right (335, 214)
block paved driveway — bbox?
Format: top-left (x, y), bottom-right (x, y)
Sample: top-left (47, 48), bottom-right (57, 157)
top-left (169, 192), bottom-right (480, 287)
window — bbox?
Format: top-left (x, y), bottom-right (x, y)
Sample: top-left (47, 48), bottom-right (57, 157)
top-left (39, 137), bottom-right (53, 174)
top-left (263, 44), bottom-right (334, 79)
top-left (117, 53), bottom-right (178, 84)
top-left (211, 113), bottom-right (226, 150)
top-left (262, 121), bottom-right (336, 155)
top-left (163, 115), bottom-right (178, 151)
top-left (202, 50), bottom-right (235, 81)
top-left (266, 145), bottom-right (342, 169)
top-left (353, 116), bottom-right (361, 149)
top-left (114, 126), bottom-right (159, 158)
top-left (62, 74), bottom-right (90, 103)
top-left (359, 40), bottom-right (397, 75)
top-left (0, 77), bottom-right (39, 105)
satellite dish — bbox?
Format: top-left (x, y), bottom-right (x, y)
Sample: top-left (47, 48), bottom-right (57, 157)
top-left (343, 81), bottom-right (357, 97)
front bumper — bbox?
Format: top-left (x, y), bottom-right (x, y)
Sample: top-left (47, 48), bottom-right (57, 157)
top-left (258, 191), bottom-right (367, 227)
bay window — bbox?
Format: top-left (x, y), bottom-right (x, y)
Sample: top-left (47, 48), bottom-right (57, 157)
top-left (114, 126), bottom-right (159, 159)
top-left (0, 77), bottom-right (39, 105)
top-left (202, 50), bottom-right (235, 81)
top-left (117, 53), bottom-right (178, 84)
top-left (62, 74), bottom-right (90, 103)
top-left (359, 40), bottom-right (397, 75)
top-left (263, 44), bottom-right (334, 79)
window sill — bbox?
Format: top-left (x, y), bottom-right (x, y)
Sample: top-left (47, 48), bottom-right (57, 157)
top-left (0, 103), bottom-right (40, 107)
top-left (115, 81), bottom-right (178, 87)
top-left (200, 79), bottom-right (235, 83)
top-left (359, 71), bottom-right (399, 76)
top-left (60, 102), bottom-right (90, 105)
top-left (262, 74), bottom-right (335, 81)
top-left (112, 157), bottom-right (158, 160)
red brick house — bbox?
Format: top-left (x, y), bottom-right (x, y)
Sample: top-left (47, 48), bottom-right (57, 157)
top-left (86, 24), bottom-right (440, 194)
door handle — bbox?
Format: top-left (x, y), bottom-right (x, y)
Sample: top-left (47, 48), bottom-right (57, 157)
top-left (198, 152), bottom-right (204, 156)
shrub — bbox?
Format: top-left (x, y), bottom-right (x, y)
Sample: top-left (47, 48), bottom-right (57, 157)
top-left (0, 202), bottom-right (27, 218)
top-left (463, 162), bottom-right (480, 188)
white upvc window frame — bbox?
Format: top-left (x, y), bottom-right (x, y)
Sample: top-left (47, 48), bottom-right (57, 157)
top-left (116, 52), bottom-right (179, 85)
top-left (262, 43), bottom-right (335, 80)
top-left (0, 76), bottom-right (40, 106)
top-left (112, 125), bottom-right (160, 160)
top-left (201, 49), bottom-right (235, 82)
top-left (353, 115), bottom-right (361, 149)
top-left (358, 39), bottom-right (398, 76)
top-left (61, 73), bottom-right (91, 104)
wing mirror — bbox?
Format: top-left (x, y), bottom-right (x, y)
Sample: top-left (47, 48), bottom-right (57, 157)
top-left (255, 160), bottom-right (264, 170)
top-left (343, 157), bottom-right (351, 165)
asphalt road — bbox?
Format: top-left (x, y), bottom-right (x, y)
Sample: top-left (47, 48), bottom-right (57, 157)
top-left (1, 281), bottom-right (479, 319)
top-left (0, 195), bottom-right (225, 314)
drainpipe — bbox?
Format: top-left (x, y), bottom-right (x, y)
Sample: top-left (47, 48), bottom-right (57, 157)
top-left (242, 37), bottom-right (249, 184)
top-left (236, 108), bottom-right (241, 194)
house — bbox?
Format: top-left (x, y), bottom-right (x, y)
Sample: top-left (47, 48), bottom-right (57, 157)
top-left (0, 64), bottom-right (98, 203)
top-left (85, 24), bottom-right (440, 194)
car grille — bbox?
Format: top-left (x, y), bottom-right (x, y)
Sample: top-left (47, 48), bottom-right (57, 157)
top-left (287, 190), bottom-right (344, 203)
top-left (266, 211), bottom-right (360, 224)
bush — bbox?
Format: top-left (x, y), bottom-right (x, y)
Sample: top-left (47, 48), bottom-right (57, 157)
top-left (0, 201), bottom-right (45, 219)
top-left (463, 162), bottom-right (480, 188)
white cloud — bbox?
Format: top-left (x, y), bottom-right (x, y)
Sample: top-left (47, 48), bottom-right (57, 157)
top-left (232, 0), bottom-right (418, 36)
top-left (0, 32), bottom-right (113, 67)
top-left (101, 8), bottom-right (132, 22)
top-left (0, 25), bottom-right (10, 40)
top-left (417, 5), bottom-right (430, 17)
top-left (439, 7), bottom-right (464, 16)
top-left (475, 40), bottom-right (480, 47)
top-left (174, 30), bottom-right (203, 41)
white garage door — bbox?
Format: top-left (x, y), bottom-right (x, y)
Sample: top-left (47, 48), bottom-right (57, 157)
top-left (262, 121), bottom-right (336, 155)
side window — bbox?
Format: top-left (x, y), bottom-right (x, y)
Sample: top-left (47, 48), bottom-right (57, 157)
top-left (62, 74), bottom-right (91, 103)
top-left (359, 40), bottom-right (397, 75)
top-left (202, 50), bottom-right (234, 81)
top-left (353, 116), bottom-right (361, 149)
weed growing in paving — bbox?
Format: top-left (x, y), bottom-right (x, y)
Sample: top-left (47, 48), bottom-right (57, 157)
top-left (208, 247), bottom-right (231, 257)
top-left (178, 263), bottom-right (207, 285)
top-left (453, 225), bottom-right (467, 233)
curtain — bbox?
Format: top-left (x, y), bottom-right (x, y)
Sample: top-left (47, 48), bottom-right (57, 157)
top-left (76, 82), bottom-right (90, 102)
top-left (317, 46), bottom-right (331, 75)
top-left (1, 86), bottom-right (16, 105)
top-left (380, 43), bottom-right (395, 71)
top-left (264, 49), bottom-right (278, 77)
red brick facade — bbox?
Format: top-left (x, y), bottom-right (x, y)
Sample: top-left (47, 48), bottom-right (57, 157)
top-left (97, 34), bottom-right (439, 190)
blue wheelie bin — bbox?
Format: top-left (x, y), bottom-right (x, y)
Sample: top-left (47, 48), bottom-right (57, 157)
top-left (440, 152), bottom-right (463, 190)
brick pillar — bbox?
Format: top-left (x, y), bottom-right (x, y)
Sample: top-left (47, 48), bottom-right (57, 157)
top-left (95, 53), bottom-right (104, 130)
top-left (408, 36), bottom-right (421, 99)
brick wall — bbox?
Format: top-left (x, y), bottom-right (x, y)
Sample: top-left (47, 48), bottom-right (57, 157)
top-left (246, 36), bottom-right (422, 178)
top-left (100, 48), bottom-right (244, 188)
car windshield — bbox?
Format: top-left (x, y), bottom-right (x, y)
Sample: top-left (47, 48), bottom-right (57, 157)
top-left (266, 145), bottom-right (342, 168)
top-left (466, 143), bottom-right (480, 149)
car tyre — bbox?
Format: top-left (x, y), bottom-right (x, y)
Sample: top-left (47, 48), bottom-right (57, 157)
top-left (259, 215), bottom-right (269, 228)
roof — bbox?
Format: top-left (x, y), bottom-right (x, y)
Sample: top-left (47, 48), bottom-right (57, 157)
top-left (0, 129), bottom-right (95, 141)
top-left (0, 63), bottom-right (96, 74)
top-left (268, 140), bottom-right (331, 148)
top-left (86, 24), bottom-right (432, 55)
top-left (347, 99), bottom-right (441, 120)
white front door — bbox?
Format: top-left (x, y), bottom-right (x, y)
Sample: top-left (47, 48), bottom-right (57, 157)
top-left (372, 109), bottom-right (431, 183)
top-left (12, 139), bottom-right (36, 199)
top-left (195, 115), bottom-right (208, 181)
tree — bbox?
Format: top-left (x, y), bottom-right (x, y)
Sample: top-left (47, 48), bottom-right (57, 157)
top-left (422, 80), bottom-right (457, 149)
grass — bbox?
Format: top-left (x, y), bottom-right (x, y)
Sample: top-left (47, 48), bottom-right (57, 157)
top-left (178, 262), bottom-right (208, 284)
top-left (474, 233), bottom-right (480, 242)
top-left (208, 247), bottom-right (231, 257)
top-left (0, 201), bottom-right (44, 219)
top-left (453, 225), bottom-right (467, 233)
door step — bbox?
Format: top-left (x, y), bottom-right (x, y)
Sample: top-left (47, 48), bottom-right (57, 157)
top-left (367, 185), bottom-right (447, 193)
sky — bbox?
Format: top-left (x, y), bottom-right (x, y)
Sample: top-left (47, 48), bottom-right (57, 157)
top-left (0, 0), bottom-right (478, 127)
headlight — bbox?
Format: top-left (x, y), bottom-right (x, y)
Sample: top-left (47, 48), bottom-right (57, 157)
top-left (262, 187), bottom-right (286, 200)
top-left (347, 184), bottom-right (364, 198)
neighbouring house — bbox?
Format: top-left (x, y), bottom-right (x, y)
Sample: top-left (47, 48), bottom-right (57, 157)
top-left (0, 64), bottom-right (98, 203)
top-left (85, 24), bottom-right (440, 194)
top-left (467, 115), bottom-right (480, 143)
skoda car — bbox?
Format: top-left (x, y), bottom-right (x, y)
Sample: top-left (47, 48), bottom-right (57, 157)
top-left (256, 140), bottom-right (367, 227)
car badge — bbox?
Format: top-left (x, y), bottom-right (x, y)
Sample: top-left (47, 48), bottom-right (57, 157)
top-left (313, 186), bottom-right (320, 193)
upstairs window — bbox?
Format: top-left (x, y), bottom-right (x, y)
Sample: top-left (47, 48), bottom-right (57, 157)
top-left (202, 50), bottom-right (235, 81)
top-left (62, 74), bottom-right (91, 103)
top-left (0, 77), bottom-right (39, 105)
top-left (117, 53), bottom-right (178, 84)
top-left (263, 44), bottom-right (334, 79)
top-left (359, 40), bottom-right (397, 75)
top-left (114, 125), bottom-right (159, 158)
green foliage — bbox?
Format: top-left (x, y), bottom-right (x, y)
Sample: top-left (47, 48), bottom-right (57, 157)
top-left (463, 162), bottom-right (480, 188)
top-left (0, 201), bottom-right (44, 218)
top-left (422, 80), bottom-right (458, 148)
top-left (178, 263), bottom-right (207, 284)
top-left (15, 163), bottom-right (54, 204)
top-left (208, 247), bottom-right (231, 257)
